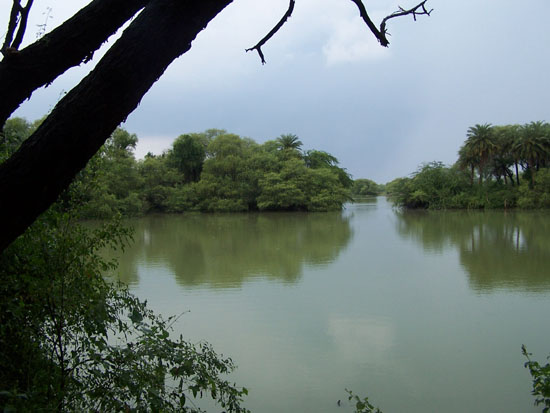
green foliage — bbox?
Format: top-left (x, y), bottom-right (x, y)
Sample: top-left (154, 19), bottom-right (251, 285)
top-left (276, 133), bottom-right (303, 156)
top-left (139, 155), bottom-right (184, 212)
top-left (391, 120), bottom-right (550, 210)
top-left (351, 178), bottom-right (383, 197)
top-left (169, 133), bottom-right (208, 183)
top-left (0, 117), bottom-right (32, 162)
top-left (518, 168), bottom-right (550, 208)
top-left (257, 158), bottom-right (350, 211)
top-left (523, 346), bottom-right (550, 413)
top-left (73, 127), bottom-right (144, 218)
top-left (389, 162), bottom-right (472, 209)
top-left (3, 119), bottom-right (351, 215)
top-left (0, 209), bottom-right (249, 412)
top-left (345, 389), bottom-right (382, 413)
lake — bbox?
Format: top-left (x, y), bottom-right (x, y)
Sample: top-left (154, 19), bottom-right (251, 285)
top-left (110, 197), bottom-right (550, 412)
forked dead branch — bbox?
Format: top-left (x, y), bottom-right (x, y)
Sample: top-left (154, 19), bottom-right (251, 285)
top-left (246, 0), bottom-right (432, 63)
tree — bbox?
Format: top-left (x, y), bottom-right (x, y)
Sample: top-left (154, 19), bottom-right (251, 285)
top-left (0, 0), bottom-right (431, 253)
top-left (276, 133), bottom-right (303, 151)
top-left (169, 134), bottom-right (207, 183)
top-left (463, 123), bottom-right (498, 185)
top-left (351, 178), bottom-right (383, 197)
top-left (514, 121), bottom-right (550, 186)
top-left (492, 124), bottom-right (522, 186)
top-left (457, 142), bottom-right (479, 186)
top-left (0, 117), bottom-right (31, 161)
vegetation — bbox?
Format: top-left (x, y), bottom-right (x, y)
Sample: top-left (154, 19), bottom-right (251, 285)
top-left (388, 121), bottom-right (550, 209)
top-left (345, 390), bottom-right (383, 413)
top-left (0, 0), bottom-right (429, 254)
top-left (2, 119), bottom-right (352, 217)
top-left (0, 202), bottom-right (249, 412)
top-left (351, 179), bottom-right (384, 198)
top-left (523, 346), bottom-right (550, 413)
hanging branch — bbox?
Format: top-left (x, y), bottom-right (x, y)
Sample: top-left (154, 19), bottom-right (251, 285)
top-left (348, 0), bottom-right (383, 44)
top-left (350, 0), bottom-right (432, 47)
top-left (245, 0), bottom-right (295, 64)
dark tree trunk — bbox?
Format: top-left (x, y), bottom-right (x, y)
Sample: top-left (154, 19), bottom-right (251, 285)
top-left (515, 161), bottom-right (520, 186)
top-left (0, 0), bottom-right (233, 253)
top-left (0, 0), bottom-right (151, 128)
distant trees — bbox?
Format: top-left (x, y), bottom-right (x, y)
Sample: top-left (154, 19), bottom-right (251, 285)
top-left (351, 179), bottom-right (384, 197)
top-left (0, 0), bottom-right (432, 253)
top-left (390, 120), bottom-right (550, 209)
top-left (0, 121), bottom-right (353, 216)
top-left (457, 121), bottom-right (550, 189)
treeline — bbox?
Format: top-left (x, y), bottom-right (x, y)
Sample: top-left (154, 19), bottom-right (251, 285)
top-left (387, 121), bottom-right (550, 209)
top-left (2, 119), bottom-right (353, 216)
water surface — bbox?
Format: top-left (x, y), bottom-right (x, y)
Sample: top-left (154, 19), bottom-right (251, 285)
top-left (112, 197), bottom-right (550, 412)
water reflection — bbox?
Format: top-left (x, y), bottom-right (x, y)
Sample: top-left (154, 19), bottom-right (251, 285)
top-left (112, 212), bottom-right (352, 288)
top-left (395, 209), bottom-right (550, 292)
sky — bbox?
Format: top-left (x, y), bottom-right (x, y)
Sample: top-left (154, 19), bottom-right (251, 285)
top-left (1, 0), bottom-right (550, 183)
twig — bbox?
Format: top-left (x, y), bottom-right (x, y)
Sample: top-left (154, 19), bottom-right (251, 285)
top-left (245, 0), bottom-right (295, 64)
top-left (350, 0), bottom-right (432, 47)
top-left (380, 1), bottom-right (432, 42)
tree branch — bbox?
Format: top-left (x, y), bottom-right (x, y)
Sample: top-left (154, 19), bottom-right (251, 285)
top-left (245, 0), bottom-right (295, 64)
top-left (0, 0), bottom-right (150, 128)
top-left (350, 0), bottom-right (432, 47)
top-left (1, 0), bottom-right (23, 53)
top-left (380, 1), bottom-right (432, 41)
top-left (11, 0), bottom-right (34, 50)
top-left (349, 0), bottom-right (384, 45)
top-left (0, 0), bottom-right (233, 253)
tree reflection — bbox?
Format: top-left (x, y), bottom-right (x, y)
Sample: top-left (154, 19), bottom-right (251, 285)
top-left (110, 211), bottom-right (352, 288)
top-left (395, 209), bottom-right (550, 292)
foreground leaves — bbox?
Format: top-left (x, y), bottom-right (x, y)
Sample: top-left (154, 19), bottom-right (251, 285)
top-left (523, 345), bottom-right (550, 413)
top-left (0, 210), bottom-right (248, 412)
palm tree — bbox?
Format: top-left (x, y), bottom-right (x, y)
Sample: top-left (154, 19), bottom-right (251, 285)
top-left (490, 125), bottom-right (517, 185)
top-left (463, 123), bottom-right (498, 185)
top-left (276, 133), bottom-right (303, 160)
top-left (276, 134), bottom-right (303, 151)
top-left (514, 121), bottom-right (550, 186)
top-left (457, 143), bottom-right (478, 186)
top-left (498, 124), bottom-right (523, 186)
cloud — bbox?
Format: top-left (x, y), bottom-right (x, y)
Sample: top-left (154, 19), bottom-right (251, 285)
top-left (133, 134), bottom-right (174, 159)
top-left (323, 16), bottom-right (390, 65)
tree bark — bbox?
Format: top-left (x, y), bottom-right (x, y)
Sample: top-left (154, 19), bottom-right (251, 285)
top-left (0, 0), bottom-right (233, 253)
top-left (0, 0), bottom-right (150, 127)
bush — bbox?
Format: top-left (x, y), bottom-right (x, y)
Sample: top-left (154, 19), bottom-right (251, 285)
top-left (0, 210), bottom-right (249, 412)
top-left (523, 346), bottom-right (550, 413)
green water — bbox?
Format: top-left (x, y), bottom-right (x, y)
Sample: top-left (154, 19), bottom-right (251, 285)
top-left (111, 197), bottom-right (550, 412)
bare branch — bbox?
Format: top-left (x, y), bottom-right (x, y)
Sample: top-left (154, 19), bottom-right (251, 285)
top-left (380, 1), bottom-right (432, 41)
top-left (245, 0), bottom-right (294, 64)
top-left (1, 0), bottom-right (23, 54)
top-left (350, 0), bottom-right (431, 47)
top-left (349, 0), bottom-right (386, 46)
top-left (11, 0), bottom-right (34, 50)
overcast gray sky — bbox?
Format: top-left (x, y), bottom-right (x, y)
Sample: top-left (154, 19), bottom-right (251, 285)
top-left (2, 0), bottom-right (549, 183)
